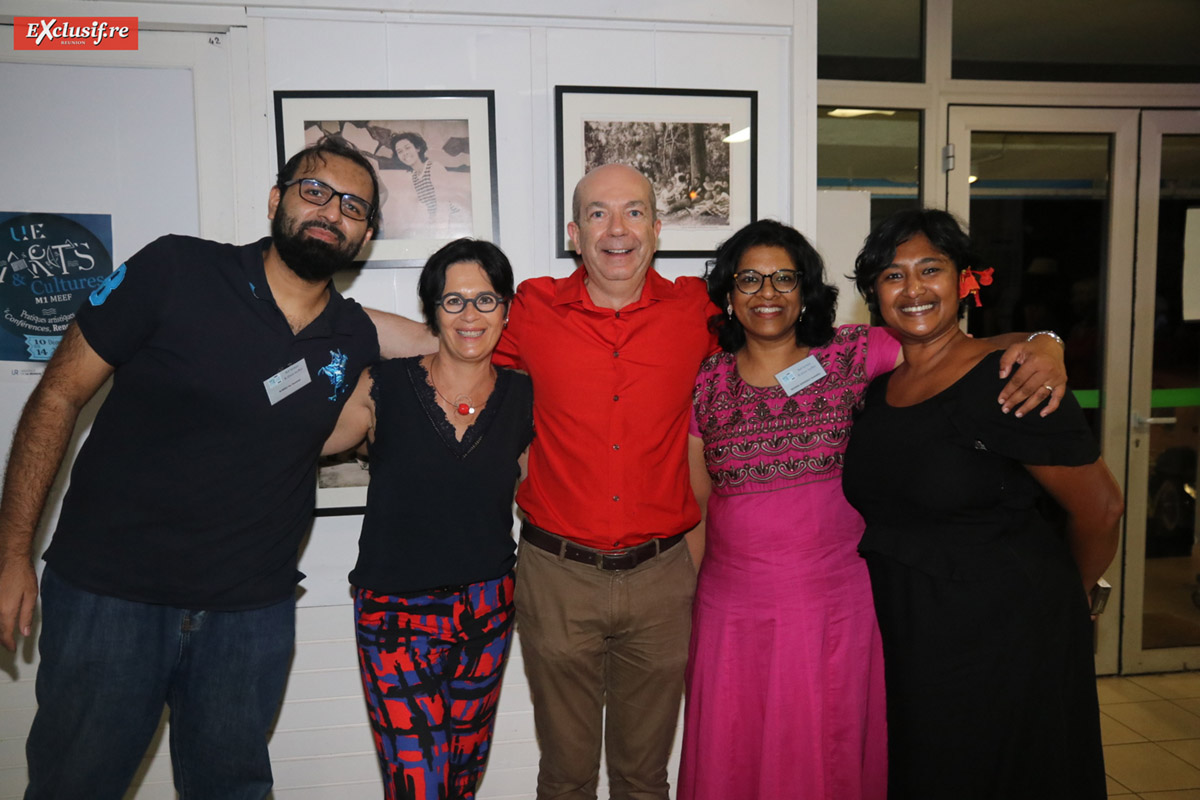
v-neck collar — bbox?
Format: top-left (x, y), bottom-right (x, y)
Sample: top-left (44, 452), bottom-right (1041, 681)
top-left (405, 357), bottom-right (510, 459)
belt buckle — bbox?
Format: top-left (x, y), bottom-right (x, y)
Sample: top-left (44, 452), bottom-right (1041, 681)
top-left (599, 548), bottom-right (632, 570)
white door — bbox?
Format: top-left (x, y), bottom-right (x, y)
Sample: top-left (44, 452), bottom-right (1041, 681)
top-left (945, 105), bottom-right (1139, 676)
top-left (1122, 110), bottom-right (1200, 673)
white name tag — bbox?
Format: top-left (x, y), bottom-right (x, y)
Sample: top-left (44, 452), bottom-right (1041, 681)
top-left (264, 359), bottom-right (310, 406)
top-left (775, 355), bottom-right (826, 396)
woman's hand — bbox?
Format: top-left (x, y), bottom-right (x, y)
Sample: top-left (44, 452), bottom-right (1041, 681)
top-left (322, 367), bottom-right (375, 456)
top-left (997, 334), bottom-right (1068, 418)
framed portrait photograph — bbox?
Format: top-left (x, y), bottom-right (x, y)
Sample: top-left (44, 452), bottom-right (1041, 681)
top-left (274, 90), bottom-right (499, 268)
top-left (555, 86), bottom-right (758, 258)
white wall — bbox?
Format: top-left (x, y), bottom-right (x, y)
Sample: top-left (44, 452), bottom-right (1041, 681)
top-left (0, 2), bottom-right (814, 798)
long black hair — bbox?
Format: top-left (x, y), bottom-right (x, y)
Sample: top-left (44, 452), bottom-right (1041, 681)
top-left (705, 219), bottom-right (838, 353)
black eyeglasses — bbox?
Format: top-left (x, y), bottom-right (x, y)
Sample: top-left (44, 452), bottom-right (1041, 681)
top-left (733, 269), bottom-right (800, 295)
top-left (283, 178), bottom-right (374, 222)
top-left (437, 292), bottom-right (506, 314)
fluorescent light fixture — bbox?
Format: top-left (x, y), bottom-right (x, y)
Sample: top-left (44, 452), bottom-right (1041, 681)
top-left (723, 127), bottom-right (751, 143)
top-left (826, 109), bottom-right (897, 118)
top-left (969, 175), bottom-right (979, 184)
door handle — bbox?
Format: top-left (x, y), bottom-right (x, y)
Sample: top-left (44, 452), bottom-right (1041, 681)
top-left (1132, 411), bottom-right (1178, 432)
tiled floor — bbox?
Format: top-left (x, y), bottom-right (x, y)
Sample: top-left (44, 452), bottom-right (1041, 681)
top-left (1101, 672), bottom-right (1200, 798)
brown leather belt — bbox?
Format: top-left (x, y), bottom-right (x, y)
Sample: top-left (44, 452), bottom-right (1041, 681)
top-left (520, 522), bottom-right (685, 571)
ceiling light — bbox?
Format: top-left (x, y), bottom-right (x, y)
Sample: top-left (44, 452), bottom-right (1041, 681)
top-left (826, 109), bottom-right (897, 118)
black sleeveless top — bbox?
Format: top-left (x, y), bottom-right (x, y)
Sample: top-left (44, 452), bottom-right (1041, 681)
top-left (349, 356), bottom-right (533, 593)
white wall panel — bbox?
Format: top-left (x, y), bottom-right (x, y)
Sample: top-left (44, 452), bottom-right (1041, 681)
top-left (272, 781), bottom-right (381, 799)
top-left (294, 516), bottom-right (360, 608)
top-left (264, 17), bottom-right (390, 93)
top-left (283, 667), bottom-right (362, 701)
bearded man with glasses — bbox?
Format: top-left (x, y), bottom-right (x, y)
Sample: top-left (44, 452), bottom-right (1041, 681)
top-left (0, 137), bottom-right (430, 800)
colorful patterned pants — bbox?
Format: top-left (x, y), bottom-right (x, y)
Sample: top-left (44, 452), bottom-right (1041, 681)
top-left (354, 572), bottom-right (514, 800)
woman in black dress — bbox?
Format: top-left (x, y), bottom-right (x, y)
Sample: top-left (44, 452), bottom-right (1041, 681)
top-left (842, 209), bottom-right (1123, 799)
top-left (323, 238), bottom-right (532, 800)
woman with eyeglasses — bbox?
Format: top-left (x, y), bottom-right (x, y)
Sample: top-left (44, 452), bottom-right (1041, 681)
top-left (323, 238), bottom-right (532, 800)
top-left (677, 219), bottom-right (1068, 800)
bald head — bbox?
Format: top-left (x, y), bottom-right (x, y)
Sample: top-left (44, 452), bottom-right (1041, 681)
top-left (572, 164), bottom-right (658, 226)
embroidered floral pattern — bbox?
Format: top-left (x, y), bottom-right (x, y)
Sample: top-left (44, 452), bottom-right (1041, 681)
top-left (693, 325), bottom-right (874, 493)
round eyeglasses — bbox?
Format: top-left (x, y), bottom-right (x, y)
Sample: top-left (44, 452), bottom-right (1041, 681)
top-left (437, 292), bottom-right (506, 314)
top-left (733, 269), bottom-right (800, 295)
top-left (283, 178), bottom-right (374, 222)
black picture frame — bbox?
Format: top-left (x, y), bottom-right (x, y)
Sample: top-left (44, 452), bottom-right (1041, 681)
top-left (555, 85), bottom-right (758, 258)
top-left (274, 89), bottom-right (500, 269)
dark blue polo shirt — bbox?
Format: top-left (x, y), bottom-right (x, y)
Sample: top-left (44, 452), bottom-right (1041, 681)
top-left (44, 235), bottom-right (379, 610)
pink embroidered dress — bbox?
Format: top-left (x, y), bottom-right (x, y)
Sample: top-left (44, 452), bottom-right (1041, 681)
top-left (678, 324), bottom-right (899, 800)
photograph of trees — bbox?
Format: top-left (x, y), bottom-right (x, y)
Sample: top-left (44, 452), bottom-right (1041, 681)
top-left (583, 121), bottom-right (732, 228)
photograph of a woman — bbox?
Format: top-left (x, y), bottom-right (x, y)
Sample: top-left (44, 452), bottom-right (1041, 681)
top-left (304, 118), bottom-right (474, 241)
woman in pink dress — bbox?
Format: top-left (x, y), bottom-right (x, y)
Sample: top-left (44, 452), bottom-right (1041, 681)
top-left (677, 220), bottom-right (1068, 799)
top-left (678, 220), bottom-right (897, 800)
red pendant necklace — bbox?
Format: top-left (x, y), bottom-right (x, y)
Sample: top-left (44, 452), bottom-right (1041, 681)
top-left (428, 356), bottom-right (490, 417)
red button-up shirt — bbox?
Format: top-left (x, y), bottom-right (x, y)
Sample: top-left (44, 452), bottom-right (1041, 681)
top-left (494, 267), bottom-right (719, 549)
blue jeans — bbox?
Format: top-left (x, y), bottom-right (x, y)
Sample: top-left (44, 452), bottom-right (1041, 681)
top-left (25, 567), bottom-right (295, 800)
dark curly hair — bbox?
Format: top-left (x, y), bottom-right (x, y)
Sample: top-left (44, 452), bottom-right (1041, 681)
top-left (704, 219), bottom-right (838, 353)
top-left (853, 208), bottom-right (976, 317)
top-left (276, 136), bottom-right (381, 236)
top-left (417, 238), bottom-right (514, 335)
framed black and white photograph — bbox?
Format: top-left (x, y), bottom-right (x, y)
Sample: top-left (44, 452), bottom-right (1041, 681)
top-left (275, 90), bottom-right (499, 267)
top-left (555, 86), bottom-right (757, 258)
top-left (315, 451), bottom-right (368, 515)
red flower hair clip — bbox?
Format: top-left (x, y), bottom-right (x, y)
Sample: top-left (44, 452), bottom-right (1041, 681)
top-left (959, 267), bottom-right (994, 307)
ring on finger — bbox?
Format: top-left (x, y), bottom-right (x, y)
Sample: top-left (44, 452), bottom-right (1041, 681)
top-left (1043, 384), bottom-right (1054, 392)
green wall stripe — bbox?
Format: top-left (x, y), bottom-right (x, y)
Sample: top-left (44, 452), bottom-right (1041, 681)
top-left (1070, 387), bottom-right (1200, 410)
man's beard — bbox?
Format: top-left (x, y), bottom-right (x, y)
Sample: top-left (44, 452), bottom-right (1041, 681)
top-left (271, 208), bottom-right (362, 282)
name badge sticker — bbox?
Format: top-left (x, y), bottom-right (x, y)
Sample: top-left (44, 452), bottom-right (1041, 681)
top-left (775, 355), bottom-right (826, 396)
top-left (264, 359), bottom-right (310, 406)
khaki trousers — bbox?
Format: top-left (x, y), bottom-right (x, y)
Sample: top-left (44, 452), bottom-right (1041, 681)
top-left (515, 536), bottom-right (697, 800)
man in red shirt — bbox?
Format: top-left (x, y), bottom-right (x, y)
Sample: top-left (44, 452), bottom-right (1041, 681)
top-left (493, 164), bottom-right (716, 799)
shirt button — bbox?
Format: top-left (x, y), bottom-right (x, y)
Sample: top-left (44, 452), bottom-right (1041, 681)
top-left (613, 395), bottom-right (619, 401)
top-left (613, 351), bottom-right (619, 358)
top-left (612, 444), bottom-right (620, 450)
top-left (612, 496), bottom-right (620, 502)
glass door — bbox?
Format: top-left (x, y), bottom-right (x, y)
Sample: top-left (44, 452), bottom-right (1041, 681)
top-left (945, 106), bottom-right (1139, 675)
top-left (1122, 110), bottom-right (1200, 673)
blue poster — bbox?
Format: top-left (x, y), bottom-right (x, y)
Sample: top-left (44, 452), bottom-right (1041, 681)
top-left (0, 212), bottom-right (114, 362)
